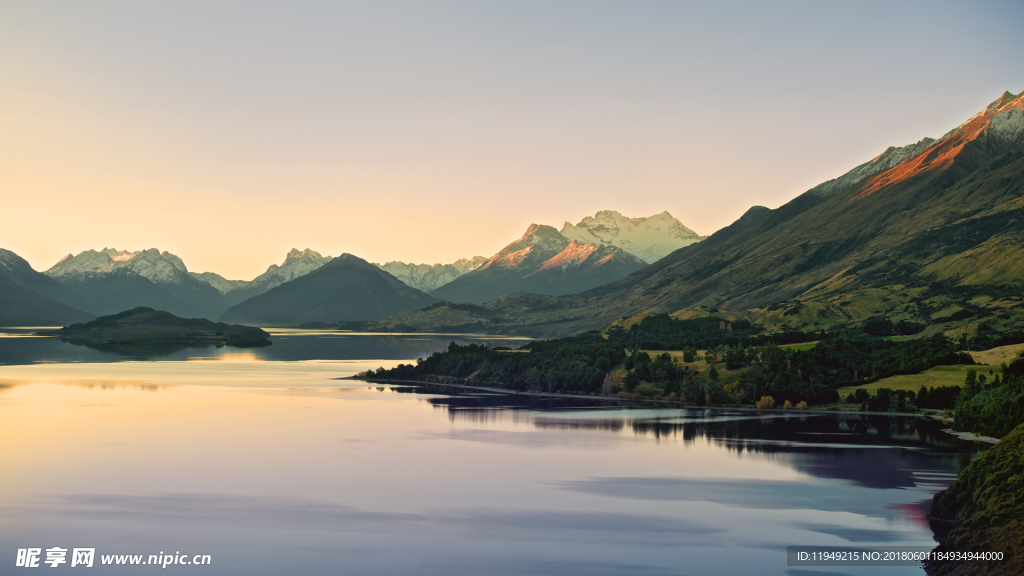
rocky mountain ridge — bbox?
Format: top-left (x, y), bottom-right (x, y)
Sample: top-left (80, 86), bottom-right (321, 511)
top-left (219, 254), bottom-right (439, 325)
top-left (375, 256), bottom-right (486, 293)
top-left (560, 210), bottom-right (703, 263)
top-left (44, 248), bottom-right (227, 319)
top-left (430, 223), bottom-right (648, 304)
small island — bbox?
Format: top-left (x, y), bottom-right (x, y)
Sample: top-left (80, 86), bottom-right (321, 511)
top-left (38, 307), bottom-right (271, 347)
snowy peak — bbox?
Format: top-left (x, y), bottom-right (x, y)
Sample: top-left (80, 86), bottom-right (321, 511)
top-left (531, 241), bottom-right (637, 274)
top-left (190, 271), bottom-right (248, 294)
top-left (851, 90), bottom-right (1024, 199)
top-left (251, 249), bottom-right (332, 286)
top-left (513, 224), bottom-right (568, 249)
top-left (809, 90), bottom-right (1024, 200)
top-left (478, 224), bottom-right (571, 272)
top-left (374, 256), bottom-right (487, 292)
top-left (45, 248), bottom-right (195, 285)
top-left (984, 91), bottom-right (1020, 115)
top-left (451, 256), bottom-right (487, 273)
top-left (560, 210), bottom-right (702, 264)
top-left (430, 222), bottom-right (649, 303)
top-left (46, 249), bottom-right (116, 277)
top-left (284, 248), bottom-right (325, 262)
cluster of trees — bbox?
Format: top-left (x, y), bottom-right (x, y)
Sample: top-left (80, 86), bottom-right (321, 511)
top-left (927, 422), bottom-right (1024, 574)
top-left (862, 318), bottom-right (925, 337)
top-left (652, 332), bottom-right (974, 407)
top-left (380, 335), bottom-right (626, 394)
top-left (960, 327), bottom-right (1024, 352)
top-left (858, 388), bottom-right (918, 412)
top-left (845, 384), bottom-right (961, 412)
top-left (916, 384), bottom-right (961, 410)
top-left (952, 358), bottom-right (1024, 438)
top-left (606, 314), bottom-right (822, 351)
top-left (375, 313), bottom-right (982, 409)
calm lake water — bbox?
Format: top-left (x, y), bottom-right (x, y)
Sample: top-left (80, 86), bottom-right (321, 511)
top-left (0, 330), bottom-right (984, 575)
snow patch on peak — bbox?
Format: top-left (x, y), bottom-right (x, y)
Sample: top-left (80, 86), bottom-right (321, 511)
top-left (560, 210), bottom-right (701, 264)
top-left (984, 91), bottom-right (1019, 115)
top-left (536, 241), bottom-right (601, 271)
top-left (44, 247), bottom-right (193, 284)
top-left (240, 249), bottom-right (334, 293)
top-left (374, 256), bottom-right (487, 292)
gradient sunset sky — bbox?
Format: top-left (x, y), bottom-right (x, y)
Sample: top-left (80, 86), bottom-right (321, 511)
top-left (2, 1), bottom-right (1022, 280)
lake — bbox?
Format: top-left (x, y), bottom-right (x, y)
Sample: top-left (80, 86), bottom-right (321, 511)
top-left (0, 330), bottom-right (983, 575)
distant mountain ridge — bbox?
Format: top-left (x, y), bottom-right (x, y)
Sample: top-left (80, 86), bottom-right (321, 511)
top-left (45, 248), bottom-right (227, 319)
top-left (194, 248), bottom-right (334, 306)
top-left (560, 210), bottom-right (704, 264)
top-left (0, 249), bottom-right (95, 326)
top-left (219, 254), bottom-right (439, 325)
top-left (430, 223), bottom-right (648, 304)
top-left (375, 256), bottom-right (486, 292)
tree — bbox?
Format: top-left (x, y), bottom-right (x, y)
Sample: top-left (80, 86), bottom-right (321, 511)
top-left (683, 347), bottom-right (695, 363)
top-left (623, 370), bottom-right (641, 392)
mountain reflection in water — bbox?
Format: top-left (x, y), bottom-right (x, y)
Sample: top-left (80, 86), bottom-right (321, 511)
top-left (0, 333), bottom-right (987, 576)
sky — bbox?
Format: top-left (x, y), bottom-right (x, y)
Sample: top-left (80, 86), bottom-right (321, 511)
top-left (2, 1), bottom-right (1022, 280)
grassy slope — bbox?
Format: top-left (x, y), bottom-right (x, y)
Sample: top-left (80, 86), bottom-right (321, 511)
top-left (835, 344), bottom-right (1024, 397)
top-left (837, 365), bottom-right (977, 397)
top-left (927, 423), bottom-right (1024, 576)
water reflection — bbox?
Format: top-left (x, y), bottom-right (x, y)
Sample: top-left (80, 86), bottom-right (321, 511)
top-left (0, 334), bottom-right (988, 576)
top-left (0, 328), bottom-right (529, 365)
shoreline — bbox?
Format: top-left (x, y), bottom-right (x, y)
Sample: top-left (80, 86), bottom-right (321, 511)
top-left (354, 377), bottom-right (953, 418)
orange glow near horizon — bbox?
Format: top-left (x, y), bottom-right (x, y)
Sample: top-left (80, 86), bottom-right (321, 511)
top-left (2, 3), bottom-right (1021, 279)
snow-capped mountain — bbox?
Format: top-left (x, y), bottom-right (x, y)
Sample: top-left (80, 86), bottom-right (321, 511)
top-left (430, 224), bottom-right (647, 304)
top-left (45, 248), bottom-right (227, 318)
top-left (808, 90), bottom-right (1024, 198)
top-left (559, 211), bottom-right (704, 264)
top-left (199, 248), bottom-right (333, 306)
top-left (376, 256), bottom-right (486, 293)
top-left (47, 248), bottom-right (192, 285)
top-left (189, 272), bottom-right (249, 295)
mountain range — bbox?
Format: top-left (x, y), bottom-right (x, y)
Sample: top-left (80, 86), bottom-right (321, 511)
top-left (376, 90), bottom-right (1024, 337)
top-left (219, 254), bottom-right (439, 325)
top-left (4, 90), bottom-right (1019, 333)
top-left (195, 248), bottom-right (334, 306)
top-left (45, 248), bottom-right (228, 319)
top-left (375, 257), bottom-right (487, 293)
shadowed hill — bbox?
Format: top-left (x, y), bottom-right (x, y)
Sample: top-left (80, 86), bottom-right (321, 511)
top-left (220, 254), bottom-right (439, 325)
top-left (0, 249), bottom-right (95, 326)
top-left (40, 307), bottom-right (270, 346)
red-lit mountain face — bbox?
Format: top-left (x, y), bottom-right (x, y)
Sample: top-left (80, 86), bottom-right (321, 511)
top-left (430, 224), bottom-right (647, 304)
top-left (854, 91), bottom-right (1024, 198)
